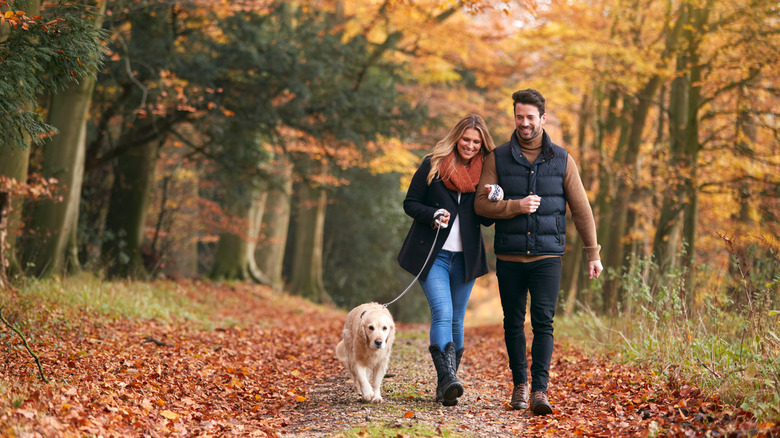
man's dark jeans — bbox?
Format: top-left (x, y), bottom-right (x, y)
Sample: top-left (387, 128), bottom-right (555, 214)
top-left (496, 257), bottom-right (561, 393)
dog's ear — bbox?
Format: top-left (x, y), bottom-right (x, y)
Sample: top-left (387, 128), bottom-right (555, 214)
top-left (359, 318), bottom-right (370, 345)
top-left (386, 319), bottom-right (396, 346)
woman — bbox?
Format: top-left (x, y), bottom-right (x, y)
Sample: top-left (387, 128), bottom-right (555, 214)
top-left (397, 113), bottom-right (496, 406)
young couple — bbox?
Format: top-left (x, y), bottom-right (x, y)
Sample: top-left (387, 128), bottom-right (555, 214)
top-left (397, 89), bottom-right (604, 415)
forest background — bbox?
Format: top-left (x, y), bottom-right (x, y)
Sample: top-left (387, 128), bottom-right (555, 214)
top-left (1, 0), bottom-right (778, 422)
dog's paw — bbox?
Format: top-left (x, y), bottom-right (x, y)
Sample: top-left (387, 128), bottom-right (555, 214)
top-left (370, 394), bottom-right (383, 403)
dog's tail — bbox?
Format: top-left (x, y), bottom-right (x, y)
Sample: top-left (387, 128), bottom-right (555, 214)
top-left (335, 339), bottom-right (347, 362)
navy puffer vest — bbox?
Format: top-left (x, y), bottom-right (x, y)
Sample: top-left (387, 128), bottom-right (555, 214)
top-left (494, 131), bottom-right (568, 255)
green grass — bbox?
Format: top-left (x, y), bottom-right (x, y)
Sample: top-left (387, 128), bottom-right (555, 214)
top-left (331, 421), bottom-right (462, 438)
top-left (0, 273), bottom-right (218, 330)
top-left (556, 256), bottom-right (780, 422)
top-left (0, 378), bottom-right (29, 411)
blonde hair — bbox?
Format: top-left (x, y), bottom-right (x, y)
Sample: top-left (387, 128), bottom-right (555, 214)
top-left (426, 114), bottom-right (496, 185)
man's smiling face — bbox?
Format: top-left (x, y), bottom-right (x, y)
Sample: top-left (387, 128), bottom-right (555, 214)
top-left (514, 103), bottom-right (546, 141)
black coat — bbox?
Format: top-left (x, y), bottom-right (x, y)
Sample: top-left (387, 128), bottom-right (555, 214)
top-left (397, 156), bottom-right (493, 282)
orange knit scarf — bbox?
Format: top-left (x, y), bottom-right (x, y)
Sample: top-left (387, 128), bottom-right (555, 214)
top-left (440, 152), bottom-right (483, 193)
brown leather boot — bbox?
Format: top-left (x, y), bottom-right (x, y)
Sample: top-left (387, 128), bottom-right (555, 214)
top-left (529, 390), bottom-right (553, 415)
top-left (509, 383), bottom-right (529, 410)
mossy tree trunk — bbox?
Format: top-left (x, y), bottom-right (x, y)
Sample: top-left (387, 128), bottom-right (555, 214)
top-left (256, 158), bottom-right (293, 289)
top-left (0, 0), bottom-right (40, 283)
top-left (23, 0), bottom-right (107, 277)
top-left (102, 140), bottom-right (159, 279)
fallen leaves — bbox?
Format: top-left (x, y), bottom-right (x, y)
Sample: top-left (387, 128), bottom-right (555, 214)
top-left (0, 281), bottom-right (343, 436)
top-left (160, 410), bottom-right (179, 421)
top-left (0, 280), bottom-right (778, 437)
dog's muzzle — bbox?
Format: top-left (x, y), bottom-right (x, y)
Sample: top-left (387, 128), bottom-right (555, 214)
top-left (373, 339), bottom-right (384, 349)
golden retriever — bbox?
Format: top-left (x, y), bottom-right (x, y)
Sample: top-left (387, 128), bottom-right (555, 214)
top-left (336, 302), bottom-right (396, 403)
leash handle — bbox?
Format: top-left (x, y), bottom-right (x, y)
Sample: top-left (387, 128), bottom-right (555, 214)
top-left (383, 226), bottom-right (440, 308)
top-left (433, 209), bottom-right (449, 229)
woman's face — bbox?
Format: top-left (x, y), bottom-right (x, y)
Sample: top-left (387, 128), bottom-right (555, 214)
top-left (457, 128), bottom-right (483, 165)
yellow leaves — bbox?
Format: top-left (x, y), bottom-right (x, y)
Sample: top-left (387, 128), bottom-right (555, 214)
top-left (160, 409), bottom-right (179, 421)
top-left (403, 411), bottom-right (415, 418)
top-left (366, 137), bottom-right (420, 177)
top-left (229, 377), bottom-right (242, 388)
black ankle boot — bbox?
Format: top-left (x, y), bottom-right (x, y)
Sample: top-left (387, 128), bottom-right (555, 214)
top-left (429, 342), bottom-right (463, 406)
top-left (455, 347), bottom-right (464, 373)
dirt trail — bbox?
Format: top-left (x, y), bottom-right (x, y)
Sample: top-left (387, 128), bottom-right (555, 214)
top-left (283, 322), bottom-right (776, 437)
top-left (282, 323), bottom-right (518, 437)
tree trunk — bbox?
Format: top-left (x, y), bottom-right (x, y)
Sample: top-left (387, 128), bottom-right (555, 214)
top-left (160, 167), bottom-right (199, 278)
top-left (0, 145), bottom-right (30, 282)
top-left (562, 94), bottom-right (592, 315)
top-left (0, 192), bottom-right (9, 290)
top-left (246, 192), bottom-right (271, 284)
top-left (102, 140), bottom-right (160, 279)
top-left (652, 29), bottom-right (689, 278)
top-left (651, 1), bottom-right (709, 295)
top-left (592, 90), bottom-right (622, 284)
top-left (679, 11), bottom-right (706, 304)
top-left (210, 187), bottom-right (271, 283)
top-left (0, 0), bottom-right (40, 283)
top-left (289, 182), bottom-right (330, 303)
top-left (23, 0), bottom-right (106, 277)
top-left (25, 76), bottom-right (95, 276)
top-left (602, 77), bottom-right (661, 314)
top-left (210, 233), bottom-right (250, 280)
top-left (256, 159), bottom-right (293, 288)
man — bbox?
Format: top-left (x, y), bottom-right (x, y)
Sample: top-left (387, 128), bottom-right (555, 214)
top-left (474, 88), bottom-right (603, 415)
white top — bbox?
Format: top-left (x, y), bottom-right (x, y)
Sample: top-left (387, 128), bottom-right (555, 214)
top-left (442, 193), bottom-right (463, 252)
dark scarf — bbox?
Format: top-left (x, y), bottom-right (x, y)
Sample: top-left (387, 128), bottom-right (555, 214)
top-left (440, 151), bottom-right (483, 193)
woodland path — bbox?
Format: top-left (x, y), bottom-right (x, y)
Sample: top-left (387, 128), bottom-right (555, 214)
top-left (282, 322), bottom-right (774, 438)
top-left (0, 282), bottom-right (776, 437)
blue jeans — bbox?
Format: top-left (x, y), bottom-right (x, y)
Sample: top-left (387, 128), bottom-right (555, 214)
top-left (420, 250), bottom-right (475, 351)
top-left (496, 257), bottom-right (561, 393)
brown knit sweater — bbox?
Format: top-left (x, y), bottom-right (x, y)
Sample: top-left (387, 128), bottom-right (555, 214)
top-left (474, 131), bottom-right (601, 263)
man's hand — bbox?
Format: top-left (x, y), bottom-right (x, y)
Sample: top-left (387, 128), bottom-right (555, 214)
top-left (588, 260), bottom-right (603, 279)
top-left (518, 195), bottom-right (541, 214)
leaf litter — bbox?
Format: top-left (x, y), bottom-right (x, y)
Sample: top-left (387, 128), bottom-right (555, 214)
top-left (0, 281), bottom-right (777, 437)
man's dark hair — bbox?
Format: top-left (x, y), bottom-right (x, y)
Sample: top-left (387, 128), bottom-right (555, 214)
top-left (512, 89), bottom-right (545, 116)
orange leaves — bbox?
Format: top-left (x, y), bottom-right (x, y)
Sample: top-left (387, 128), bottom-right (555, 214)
top-left (1, 10), bottom-right (64, 32)
top-left (0, 175), bottom-right (60, 201)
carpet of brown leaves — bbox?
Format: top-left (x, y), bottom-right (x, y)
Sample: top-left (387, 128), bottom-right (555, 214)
top-left (1, 281), bottom-right (777, 437)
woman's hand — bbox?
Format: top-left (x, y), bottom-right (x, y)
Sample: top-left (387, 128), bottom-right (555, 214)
top-left (434, 209), bottom-right (450, 228)
top-left (485, 184), bottom-right (504, 201)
